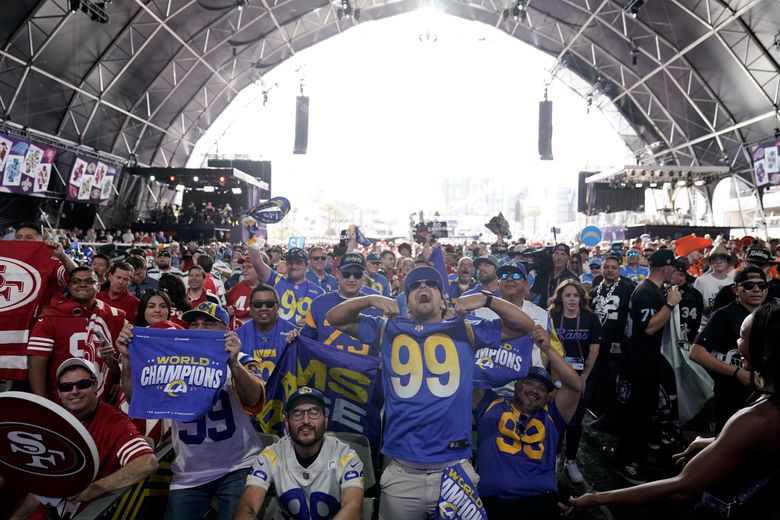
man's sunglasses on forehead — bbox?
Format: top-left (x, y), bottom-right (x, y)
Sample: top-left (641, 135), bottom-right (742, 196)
top-left (408, 279), bottom-right (441, 291)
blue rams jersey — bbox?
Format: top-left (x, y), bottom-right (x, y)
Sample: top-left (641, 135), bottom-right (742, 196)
top-left (306, 269), bottom-right (338, 293)
top-left (236, 318), bottom-right (297, 382)
top-left (448, 278), bottom-right (477, 301)
top-left (357, 315), bottom-right (502, 463)
top-left (302, 291), bottom-right (382, 356)
top-left (475, 394), bottom-right (569, 499)
top-left (365, 273), bottom-right (391, 296)
top-left (266, 270), bottom-right (325, 326)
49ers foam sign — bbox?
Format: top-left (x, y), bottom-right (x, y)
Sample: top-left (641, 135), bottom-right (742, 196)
top-left (0, 392), bottom-right (98, 497)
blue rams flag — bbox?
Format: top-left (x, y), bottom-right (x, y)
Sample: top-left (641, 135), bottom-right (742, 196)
top-left (247, 196), bottom-right (291, 224)
top-left (128, 327), bottom-right (229, 421)
top-left (257, 335), bottom-right (382, 455)
top-left (437, 463), bottom-right (487, 520)
top-left (472, 338), bottom-right (533, 389)
top-left (339, 225), bottom-right (371, 247)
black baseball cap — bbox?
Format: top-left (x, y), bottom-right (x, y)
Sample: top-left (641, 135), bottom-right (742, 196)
top-left (649, 249), bottom-right (676, 267)
top-left (285, 386), bottom-right (327, 414)
top-left (734, 266), bottom-right (767, 285)
top-left (285, 247), bottom-right (308, 262)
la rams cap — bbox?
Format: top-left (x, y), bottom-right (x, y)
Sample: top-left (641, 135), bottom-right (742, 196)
top-left (181, 302), bottom-right (229, 327)
top-left (403, 266), bottom-right (445, 296)
top-left (285, 386), bottom-right (327, 414)
top-left (522, 366), bottom-right (555, 392)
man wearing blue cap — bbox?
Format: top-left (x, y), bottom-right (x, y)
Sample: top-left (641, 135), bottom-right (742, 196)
top-left (249, 246), bottom-right (324, 327)
top-left (580, 257), bottom-right (602, 286)
top-left (473, 330), bottom-right (583, 519)
top-left (620, 248), bottom-right (649, 284)
top-left (365, 252), bottom-right (391, 296)
top-left (302, 253), bottom-right (381, 355)
top-left (327, 266), bottom-right (535, 519)
top-left (236, 386), bottom-right (365, 520)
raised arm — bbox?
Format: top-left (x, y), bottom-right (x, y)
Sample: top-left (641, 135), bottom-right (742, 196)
top-left (225, 331), bottom-right (264, 408)
top-left (71, 454), bottom-right (158, 502)
top-left (454, 293), bottom-right (534, 340)
top-left (326, 295), bottom-right (398, 337)
top-left (533, 326), bottom-right (583, 422)
top-left (248, 245), bottom-right (272, 285)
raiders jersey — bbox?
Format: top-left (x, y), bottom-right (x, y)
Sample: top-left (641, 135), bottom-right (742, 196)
top-left (246, 435), bottom-right (364, 520)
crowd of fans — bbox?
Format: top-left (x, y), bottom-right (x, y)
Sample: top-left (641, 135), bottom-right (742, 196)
top-left (1, 220), bottom-right (779, 520)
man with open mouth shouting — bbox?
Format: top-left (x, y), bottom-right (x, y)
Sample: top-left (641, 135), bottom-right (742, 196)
top-left (327, 266), bottom-right (535, 519)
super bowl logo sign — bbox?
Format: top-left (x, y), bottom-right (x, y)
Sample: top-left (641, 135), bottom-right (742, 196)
top-left (0, 257), bottom-right (41, 312)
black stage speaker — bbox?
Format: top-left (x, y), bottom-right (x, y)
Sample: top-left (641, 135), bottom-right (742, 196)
top-left (293, 96), bottom-right (309, 154)
top-left (538, 100), bottom-right (553, 160)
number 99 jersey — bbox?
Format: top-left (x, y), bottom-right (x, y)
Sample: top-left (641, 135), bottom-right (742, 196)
top-left (245, 435), bottom-right (364, 520)
top-left (266, 271), bottom-right (324, 326)
top-left (357, 315), bottom-right (501, 464)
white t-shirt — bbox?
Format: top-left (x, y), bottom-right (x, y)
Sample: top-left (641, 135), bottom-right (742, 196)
top-left (694, 271), bottom-right (734, 329)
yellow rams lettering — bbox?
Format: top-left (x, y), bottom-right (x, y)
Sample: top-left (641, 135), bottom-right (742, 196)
top-left (440, 469), bottom-right (483, 514)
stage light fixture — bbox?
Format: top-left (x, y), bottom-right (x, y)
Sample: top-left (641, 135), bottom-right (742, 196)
top-left (203, 186), bottom-right (215, 193)
top-left (649, 182), bottom-right (657, 188)
top-left (626, 0), bottom-right (645, 19)
top-left (193, 176), bottom-right (199, 182)
top-left (510, 0), bottom-right (527, 21)
top-left (338, 0), bottom-right (352, 19)
top-left (149, 175), bottom-right (156, 182)
top-left (635, 183), bottom-right (643, 188)
top-left (175, 184), bottom-right (186, 191)
top-left (218, 175), bottom-right (227, 186)
top-left (231, 187), bottom-right (242, 194)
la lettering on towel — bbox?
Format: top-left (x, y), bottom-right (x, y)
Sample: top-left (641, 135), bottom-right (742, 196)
top-left (0, 241), bottom-right (58, 380)
top-left (257, 335), bottom-right (382, 455)
top-left (128, 327), bottom-right (229, 421)
top-left (437, 463), bottom-right (487, 520)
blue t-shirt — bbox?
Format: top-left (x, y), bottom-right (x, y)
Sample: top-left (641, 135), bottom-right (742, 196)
top-left (357, 315), bottom-right (502, 463)
top-left (301, 290), bottom-right (381, 356)
top-left (236, 318), bottom-right (297, 381)
top-left (306, 269), bottom-right (338, 293)
top-left (476, 394), bottom-right (569, 499)
top-left (365, 273), bottom-right (391, 297)
top-left (620, 264), bottom-right (649, 284)
top-left (448, 278), bottom-right (477, 301)
top-left (266, 270), bottom-right (325, 326)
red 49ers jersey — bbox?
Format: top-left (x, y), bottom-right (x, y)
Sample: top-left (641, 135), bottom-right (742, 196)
top-left (26, 298), bottom-right (126, 402)
top-left (226, 280), bottom-right (254, 329)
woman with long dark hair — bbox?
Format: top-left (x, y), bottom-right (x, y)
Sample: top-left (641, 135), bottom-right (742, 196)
top-left (158, 273), bottom-right (191, 327)
top-left (571, 302), bottom-right (780, 518)
top-left (135, 288), bottom-right (181, 329)
top-left (548, 278), bottom-right (602, 484)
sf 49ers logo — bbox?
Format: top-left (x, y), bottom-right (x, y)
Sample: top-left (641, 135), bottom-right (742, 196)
top-left (0, 424), bottom-right (85, 476)
top-left (0, 257), bottom-right (42, 312)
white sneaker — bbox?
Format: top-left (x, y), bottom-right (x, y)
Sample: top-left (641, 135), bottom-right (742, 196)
top-left (565, 460), bottom-right (584, 483)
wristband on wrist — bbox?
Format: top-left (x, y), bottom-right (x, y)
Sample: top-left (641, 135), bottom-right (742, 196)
top-left (733, 366), bottom-right (740, 378)
top-left (665, 301), bottom-right (675, 309)
top-left (481, 290), bottom-right (493, 309)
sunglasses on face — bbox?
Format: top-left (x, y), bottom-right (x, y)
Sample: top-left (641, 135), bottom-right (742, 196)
top-left (251, 300), bottom-right (277, 309)
top-left (341, 270), bottom-right (364, 279)
top-left (310, 256), bottom-right (326, 261)
top-left (739, 281), bottom-right (768, 291)
top-left (408, 280), bottom-right (440, 291)
top-left (499, 272), bottom-right (524, 281)
top-left (369, 261), bottom-right (381, 266)
top-left (57, 378), bottom-right (94, 392)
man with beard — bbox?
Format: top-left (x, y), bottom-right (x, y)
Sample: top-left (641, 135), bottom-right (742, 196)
top-left (589, 254), bottom-right (635, 431)
top-left (27, 266), bottom-right (126, 402)
top-left (148, 249), bottom-right (182, 280)
top-left (250, 247), bottom-right (324, 327)
top-left (464, 255), bottom-right (500, 296)
top-left (236, 387), bottom-right (365, 520)
top-left (327, 266), bottom-right (535, 518)
top-left (690, 267), bottom-right (768, 431)
top-left (473, 331), bottom-right (583, 519)
top-left (448, 256), bottom-right (476, 302)
top-left (236, 284), bottom-right (297, 382)
top-left (302, 253), bottom-right (380, 356)
top-left (528, 244), bottom-right (578, 308)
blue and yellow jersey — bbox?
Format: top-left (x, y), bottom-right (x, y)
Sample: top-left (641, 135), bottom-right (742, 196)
top-left (357, 315), bottom-right (501, 463)
top-left (475, 394), bottom-right (569, 499)
top-left (620, 264), bottom-right (649, 284)
top-left (235, 318), bottom-right (297, 382)
top-left (301, 291), bottom-right (381, 356)
top-left (266, 270), bottom-right (325, 326)
top-left (306, 269), bottom-right (338, 293)
top-left (365, 272), bottom-right (391, 296)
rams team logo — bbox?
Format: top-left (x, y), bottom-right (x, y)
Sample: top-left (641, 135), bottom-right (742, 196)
top-left (438, 502), bottom-right (458, 519)
top-left (475, 357), bottom-right (494, 370)
top-left (0, 257), bottom-right (41, 312)
top-left (164, 380), bottom-right (188, 397)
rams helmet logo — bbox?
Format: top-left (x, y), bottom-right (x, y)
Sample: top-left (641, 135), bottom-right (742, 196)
top-left (164, 380), bottom-right (188, 397)
top-left (475, 357), bottom-right (494, 370)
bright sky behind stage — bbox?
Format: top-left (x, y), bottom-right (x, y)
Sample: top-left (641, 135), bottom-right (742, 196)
top-left (188, 7), bottom-right (634, 238)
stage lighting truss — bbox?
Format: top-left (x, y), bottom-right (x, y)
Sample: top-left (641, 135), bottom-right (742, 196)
top-left (69, 0), bottom-right (110, 23)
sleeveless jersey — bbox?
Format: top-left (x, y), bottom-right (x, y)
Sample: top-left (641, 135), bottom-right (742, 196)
top-left (266, 270), bottom-right (324, 327)
top-left (236, 318), bottom-right (297, 381)
top-left (475, 395), bottom-right (568, 499)
top-left (170, 373), bottom-right (264, 489)
top-left (357, 315), bottom-right (501, 463)
top-left (246, 435), bottom-right (364, 520)
top-left (301, 291), bottom-right (381, 356)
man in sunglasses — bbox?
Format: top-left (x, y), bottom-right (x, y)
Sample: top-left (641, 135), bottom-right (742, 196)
top-left (236, 386), bottom-right (365, 519)
top-left (306, 245), bottom-right (338, 293)
top-left (148, 248), bottom-right (182, 280)
top-left (250, 246), bottom-right (324, 327)
top-left (620, 248), bottom-right (649, 284)
top-left (690, 266), bottom-right (768, 431)
top-left (327, 266), bottom-right (535, 518)
top-left (8, 359), bottom-right (157, 517)
top-left (236, 284), bottom-right (296, 381)
top-left (302, 253), bottom-right (381, 356)
top-left (27, 266), bottom-right (127, 402)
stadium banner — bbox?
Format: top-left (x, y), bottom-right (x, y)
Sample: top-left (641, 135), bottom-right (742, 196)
top-left (752, 138), bottom-right (780, 187)
top-left (257, 336), bottom-right (382, 453)
top-left (0, 132), bottom-right (58, 195)
top-left (66, 155), bottom-right (117, 205)
top-left (128, 327), bottom-right (229, 421)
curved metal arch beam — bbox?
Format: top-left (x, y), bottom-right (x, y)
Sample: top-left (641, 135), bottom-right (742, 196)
top-left (108, 0), bottom-right (296, 155)
top-left (557, 0), bottom-right (736, 159)
top-left (58, 0), bottom-right (198, 140)
top-left (610, 0), bottom-right (762, 105)
top-left (163, 2), bottom-right (696, 167)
